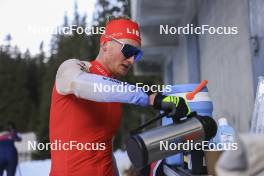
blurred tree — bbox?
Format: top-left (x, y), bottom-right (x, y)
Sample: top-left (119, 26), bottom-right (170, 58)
top-left (0, 45), bottom-right (39, 132)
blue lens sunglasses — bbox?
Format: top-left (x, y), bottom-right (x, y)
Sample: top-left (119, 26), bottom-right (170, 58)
top-left (104, 34), bottom-right (143, 62)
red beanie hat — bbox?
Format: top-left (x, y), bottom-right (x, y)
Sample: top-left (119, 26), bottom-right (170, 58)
top-left (100, 19), bottom-right (141, 45)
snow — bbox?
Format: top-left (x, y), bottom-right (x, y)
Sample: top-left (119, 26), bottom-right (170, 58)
top-left (3, 150), bottom-right (131, 176)
top-left (15, 160), bottom-right (51, 176)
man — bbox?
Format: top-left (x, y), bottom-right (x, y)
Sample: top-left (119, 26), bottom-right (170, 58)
top-left (49, 16), bottom-right (191, 176)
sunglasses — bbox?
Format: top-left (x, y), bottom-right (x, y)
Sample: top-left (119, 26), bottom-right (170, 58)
top-left (104, 34), bottom-right (143, 62)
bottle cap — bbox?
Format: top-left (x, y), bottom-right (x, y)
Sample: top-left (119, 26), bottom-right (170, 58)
top-left (218, 118), bottom-right (228, 126)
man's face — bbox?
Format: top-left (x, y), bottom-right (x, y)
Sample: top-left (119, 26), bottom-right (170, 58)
top-left (104, 38), bottom-right (141, 78)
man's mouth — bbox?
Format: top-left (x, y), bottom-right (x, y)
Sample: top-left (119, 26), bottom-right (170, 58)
top-left (121, 64), bottom-right (129, 70)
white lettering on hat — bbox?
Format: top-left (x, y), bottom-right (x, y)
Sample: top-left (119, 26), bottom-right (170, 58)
top-left (126, 28), bottom-right (140, 37)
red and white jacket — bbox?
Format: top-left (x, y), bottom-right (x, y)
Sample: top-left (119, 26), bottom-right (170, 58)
top-left (49, 59), bottom-right (148, 176)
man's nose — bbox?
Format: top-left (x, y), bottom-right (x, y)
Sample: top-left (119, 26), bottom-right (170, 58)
top-left (127, 56), bottom-right (135, 65)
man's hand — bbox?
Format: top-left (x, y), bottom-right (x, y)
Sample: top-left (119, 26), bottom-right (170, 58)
top-left (152, 94), bottom-right (191, 121)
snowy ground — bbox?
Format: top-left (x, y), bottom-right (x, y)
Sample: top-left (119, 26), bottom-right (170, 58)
top-left (3, 150), bottom-right (131, 176)
top-left (14, 160), bottom-right (51, 176)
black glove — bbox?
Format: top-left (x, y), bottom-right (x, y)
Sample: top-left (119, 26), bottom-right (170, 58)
top-left (153, 94), bottom-right (191, 121)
